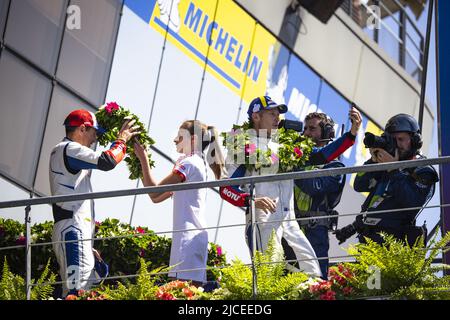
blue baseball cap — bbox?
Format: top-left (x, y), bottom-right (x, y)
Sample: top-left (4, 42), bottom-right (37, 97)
top-left (247, 96), bottom-right (288, 120)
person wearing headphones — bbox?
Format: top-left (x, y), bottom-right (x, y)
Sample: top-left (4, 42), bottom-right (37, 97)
top-left (334, 114), bottom-right (439, 246)
top-left (283, 112), bottom-right (348, 278)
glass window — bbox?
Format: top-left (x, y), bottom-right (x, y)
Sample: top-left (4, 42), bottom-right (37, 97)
top-left (378, 13), bottom-right (401, 66)
top-left (0, 0), bottom-right (9, 38)
top-left (57, 0), bottom-right (121, 105)
top-left (4, 0), bottom-right (66, 73)
top-left (0, 51), bottom-right (51, 188)
top-left (33, 85), bottom-right (92, 195)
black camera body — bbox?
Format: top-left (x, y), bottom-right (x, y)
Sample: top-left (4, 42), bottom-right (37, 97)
top-left (279, 119), bottom-right (303, 132)
top-left (363, 132), bottom-right (397, 156)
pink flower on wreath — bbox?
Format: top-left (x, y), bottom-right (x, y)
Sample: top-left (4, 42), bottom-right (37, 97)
top-left (136, 227), bottom-right (146, 234)
top-left (105, 102), bottom-right (120, 114)
top-left (293, 147), bottom-right (303, 158)
top-left (216, 246), bottom-right (223, 257)
top-left (270, 153), bottom-right (279, 164)
top-left (245, 143), bottom-right (257, 155)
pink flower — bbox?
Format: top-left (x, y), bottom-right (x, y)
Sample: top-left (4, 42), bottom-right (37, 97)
top-left (270, 153), bottom-right (279, 164)
top-left (294, 147), bottom-right (303, 158)
top-left (216, 246), bottom-right (223, 256)
top-left (136, 227), bottom-right (146, 234)
top-left (105, 102), bottom-right (120, 114)
top-left (245, 143), bottom-right (257, 155)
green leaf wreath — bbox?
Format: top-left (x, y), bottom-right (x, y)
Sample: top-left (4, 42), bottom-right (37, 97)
top-left (95, 102), bottom-right (155, 180)
top-left (221, 121), bottom-right (315, 173)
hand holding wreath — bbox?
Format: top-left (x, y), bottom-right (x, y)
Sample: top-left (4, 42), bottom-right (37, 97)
top-left (95, 102), bottom-right (155, 180)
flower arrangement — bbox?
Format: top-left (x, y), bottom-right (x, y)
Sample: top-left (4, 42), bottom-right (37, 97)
top-left (276, 128), bottom-right (315, 172)
top-left (95, 102), bottom-right (155, 180)
top-left (207, 243), bottom-right (227, 281)
top-left (221, 122), bottom-right (315, 173)
top-left (155, 280), bottom-right (205, 300)
top-left (65, 289), bottom-right (106, 301)
top-left (303, 264), bottom-right (355, 300)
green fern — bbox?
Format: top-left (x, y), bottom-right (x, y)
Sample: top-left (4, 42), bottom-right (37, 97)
top-left (98, 258), bottom-right (164, 300)
top-left (208, 232), bottom-right (310, 300)
top-left (30, 259), bottom-right (57, 300)
top-left (0, 258), bottom-right (56, 300)
top-left (345, 232), bottom-right (450, 299)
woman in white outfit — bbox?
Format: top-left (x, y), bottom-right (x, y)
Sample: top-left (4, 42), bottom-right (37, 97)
top-left (134, 120), bottom-right (225, 286)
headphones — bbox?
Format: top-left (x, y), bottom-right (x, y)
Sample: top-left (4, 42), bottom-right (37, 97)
top-left (410, 132), bottom-right (423, 153)
top-left (319, 115), bottom-right (335, 140)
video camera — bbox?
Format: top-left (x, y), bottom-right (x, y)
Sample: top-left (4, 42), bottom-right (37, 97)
top-left (278, 119), bottom-right (303, 132)
top-left (363, 132), bottom-right (397, 157)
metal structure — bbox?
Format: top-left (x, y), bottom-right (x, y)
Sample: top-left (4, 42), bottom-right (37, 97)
top-left (1, 156), bottom-right (450, 300)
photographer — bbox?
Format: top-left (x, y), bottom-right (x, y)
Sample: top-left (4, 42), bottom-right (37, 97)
top-left (334, 114), bottom-right (438, 246)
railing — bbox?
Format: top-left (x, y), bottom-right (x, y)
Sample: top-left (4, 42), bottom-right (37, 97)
top-left (1, 156), bottom-right (450, 300)
top-left (341, 0), bottom-right (426, 82)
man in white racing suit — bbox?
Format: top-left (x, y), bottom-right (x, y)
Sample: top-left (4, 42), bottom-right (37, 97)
top-left (50, 109), bottom-right (139, 297)
top-left (220, 96), bottom-right (361, 278)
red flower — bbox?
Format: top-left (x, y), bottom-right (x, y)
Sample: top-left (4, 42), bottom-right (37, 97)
top-left (318, 280), bottom-right (332, 291)
top-left (65, 294), bottom-right (78, 300)
top-left (139, 249), bottom-right (146, 257)
top-left (156, 290), bottom-right (176, 300)
top-left (216, 246), bottom-right (223, 256)
top-left (309, 284), bottom-right (321, 294)
top-left (320, 290), bottom-right (336, 300)
top-left (136, 227), bottom-right (146, 234)
top-left (182, 287), bottom-right (194, 299)
top-left (105, 102), bottom-right (120, 114)
top-left (293, 147), bottom-right (303, 158)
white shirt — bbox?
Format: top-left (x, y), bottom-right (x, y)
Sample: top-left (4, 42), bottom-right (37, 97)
top-left (169, 153), bottom-right (208, 282)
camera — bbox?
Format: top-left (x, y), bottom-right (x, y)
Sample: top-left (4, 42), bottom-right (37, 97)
top-left (278, 119), bottom-right (303, 132)
top-left (363, 132), bottom-right (397, 157)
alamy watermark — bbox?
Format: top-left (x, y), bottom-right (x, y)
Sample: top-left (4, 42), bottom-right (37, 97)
top-left (365, 5), bottom-right (381, 30)
top-left (66, 5), bottom-right (81, 30)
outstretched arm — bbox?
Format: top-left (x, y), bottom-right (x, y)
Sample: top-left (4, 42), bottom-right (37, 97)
top-left (309, 107), bottom-right (362, 165)
top-left (135, 142), bottom-right (182, 203)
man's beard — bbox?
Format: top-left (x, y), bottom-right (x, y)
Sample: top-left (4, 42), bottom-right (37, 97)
top-left (398, 148), bottom-right (416, 160)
